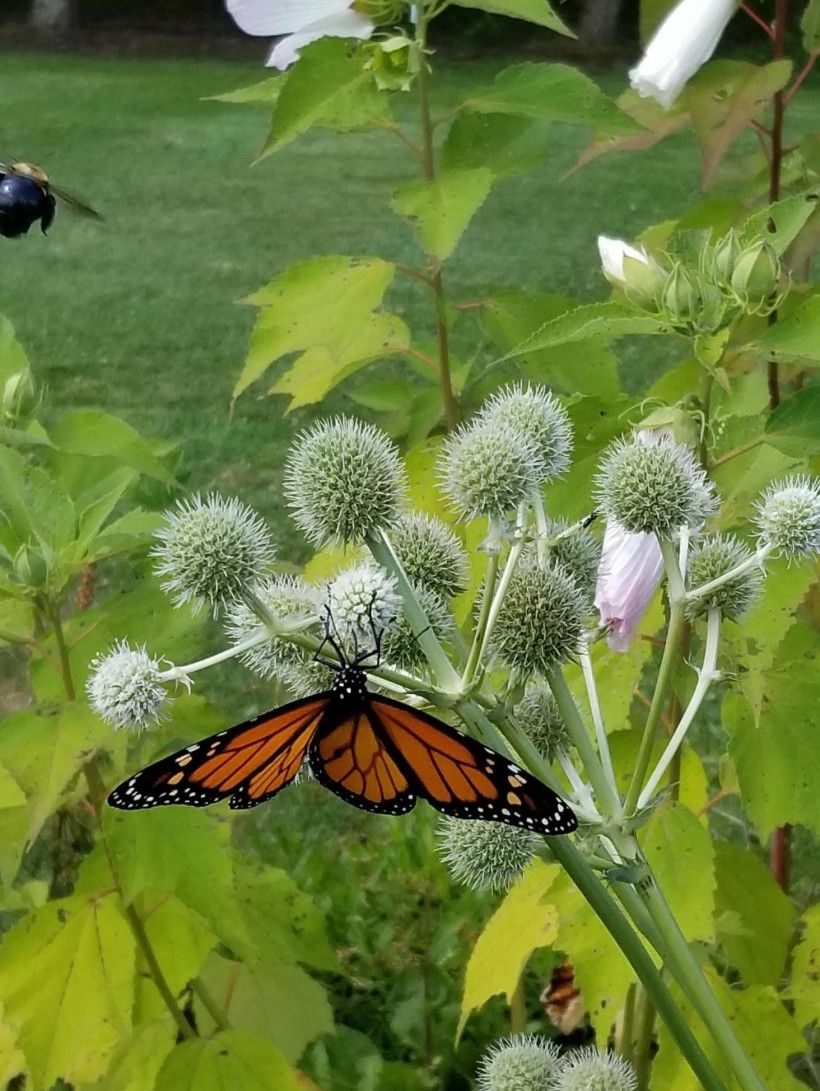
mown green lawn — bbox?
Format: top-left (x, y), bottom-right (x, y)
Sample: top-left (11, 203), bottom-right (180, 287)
top-left (2, 49), bottom-right (817, 556)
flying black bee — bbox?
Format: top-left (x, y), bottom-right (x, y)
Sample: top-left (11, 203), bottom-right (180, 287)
top-left (0, 160), bottom-right (101, 238)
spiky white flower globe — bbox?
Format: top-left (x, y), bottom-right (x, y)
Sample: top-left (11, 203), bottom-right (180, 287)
top-left (327, 560), bottom-right (401, 649)
top-left (389, 512), bottom-right (470, 599)
top-left (551, 1047), bottom-right (637, 1091)
top-left (491, 553), bottom-right (587, 675)
top-left (595, 434), bottom-right (717, 537)
top-left (686, 534), bottom-right (762, 620)
top-left (285, 417), bottom-right (405, 547)
top-left (514, 682), bottom-right (570, 760)
top-left (478, 385), bottom-right (573, 483)
top-left (754, 475), bottom-right (820, 559)
top-left (282, 658), bottom-right (336, 699)
top-left (383, 585), bottom-right (453, 673)
top-left (546, 518), bottom-right (602, 601)
top-left (436, 817), bottom-right (537, 892)
top-left (153, 494), bottom-right (275, 614)
top-left (477, 1034), bottom-right (561, 1091)
top-left (224, 574), bottom-right (321, 679)
top-left (87, 640), bottom-right (168, 731)
top-left (439, 420), bottom-right (541, 522)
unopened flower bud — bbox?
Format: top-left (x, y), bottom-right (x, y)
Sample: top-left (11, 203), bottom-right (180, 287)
top-left (754, 475), bottom-right (820, 558)
top-left (2, 369), bottom-right (38, 424)
top-left (13, 542), bottom-right (49, 589)
top-left (389, 512), bottom-right (469, 599)
top-left (286, 418), bottom-right (405, 547)
top-left (354, 0), bottom-right (406, 23)
top-left (545, 518), bottom-right (601, 601)
top-left (710, 228), bottom-right (742, 285)
top-left (731, 241), bottom-right (781, 312)
top-left (686, 534), bottom-right (762, 620)
top-left (368, 33), bottom-right (420, 91)
top-left (477, 1035), bottom-right (561, 1091)
top-left (491, 552), bottom-right (587, 675)
top-left (552, 1046), bottom-right (637, 1091)
top-left (87, 640), bottom-right (169, 731)
top-left (437, 818), bottom-right (537, 893)
top-left (662, 263), bottom-right (726, 331)
top-left (597, 236), bottom-right (666, 306)
top-left (478, 385), bottom-right (573, 483)
top-left (439, 421), bottom-right (541, 523)
top-left (514, 682), bottom-right (570, 760)
top-left (383, 585), bottom-right (452, 672)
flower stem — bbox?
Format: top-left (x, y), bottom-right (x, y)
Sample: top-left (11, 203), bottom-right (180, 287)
top-left (624, 538), bottom-right (686, 815)
top-left (618, 983), bottom-right (636, 1062)
top-left (461, 548), bottom-right (499, 687)
top-left (125, 901), bottom-right (195, 1039)
top-left (632, 984), bottom-right (656, 1091)
top-left (44, 598), bottom-right (76, 701)
top-left (191, 977), bottom-right (231, 1031)
top-left (686, 544), bottom-right (771, 606)
top-left (579, 637), bottom-right (618, 796)
top-left (415, 10), bottom-right (458, 430)
top-left (637, 608), bottom-right (721, 810)
top-left (470, 505), bottom-right (527, 680)
top-left (158, 630), bottom-right (269, 683)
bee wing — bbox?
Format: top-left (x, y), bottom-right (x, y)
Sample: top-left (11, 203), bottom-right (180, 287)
top-left (51, 184), bottom-right (102, 220)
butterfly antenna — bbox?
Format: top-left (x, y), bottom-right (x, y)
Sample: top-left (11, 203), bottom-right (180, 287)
top-left (317, 599), bottom-right (347, 669)
top-left (353, 590), bottom-right (383, 669)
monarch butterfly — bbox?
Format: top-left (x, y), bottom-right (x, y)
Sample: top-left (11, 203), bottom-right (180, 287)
top-left (107, 607), bottom-right (577, 835)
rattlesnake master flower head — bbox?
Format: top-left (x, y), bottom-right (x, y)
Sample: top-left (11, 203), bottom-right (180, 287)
top-left (754, 476), bottom-right (820, 559)
top-left (283, 658), bottom-right (335, 699)
top-left (285, 417), bottom-right (405, 547)
top-left (87, 641), bottom-right (168, 731)
top-left (225, 575), bottom-right (321, 679)
top-left (490, 553), bottom-right (587, 675)
top-left (437, 818), bottom-right (537, 893)
top-left (153, 494), bottom-right (275, 614)
top-left (595, 433), bottom-right (717, 538)
top-left (551, 1047), bottom-right (637, 1091)
top-left (389, 512), bottom-right (469, 599)
top-left (327, 560), bottom-right (401, 649)
top-left (439, 420), bottom-right (541, 522)
top-left (478, 385), bottom-right (573, 483)
top-left (546, 518), bottom-right (602, 601)
top-left (383, 585), bottom-right (453, 672)
top-left (514, 682), bottom-right (570, 760)
top-left (477, 1035), bottom-right (561, 1091)
top-left (686, 534), bottom-right (762, 620)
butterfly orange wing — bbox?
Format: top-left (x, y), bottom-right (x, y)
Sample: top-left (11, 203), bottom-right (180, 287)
top-left (368, 695), bottom-right (577, 834)
top-left (108, 694), bottom-right (330, 811)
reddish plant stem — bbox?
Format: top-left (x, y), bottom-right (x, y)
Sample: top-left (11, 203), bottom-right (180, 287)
top-left (785, 51), bottom-right (818, 104)
top-left (769, 0), bottom-right (790, 888)
top-left (741, 3), bottom-right (775, 38)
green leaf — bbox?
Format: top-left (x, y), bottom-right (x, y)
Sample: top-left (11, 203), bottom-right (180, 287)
top-left (209, 74), bottom-right (285, 104)
top-left (788, 903), bottom-right (820, 1029)
top-left (642, 802), bottom-right (715, 942)
top-left (154, 1031), bottom-right (301, 1091)
top-left (0, 891), bottom-right (134, 1089)
top-left (134, 899), bottom-right (217, 1026)
top-left (459, 859), bottom-right (560, 1034)
top-left (0, 315), bottom-right (28, 386)
top-left (501, 301), bottom-right (669, 359)
top-left (0, 446), bottom-right (75, 557)
top-left (742, 192), bottom-right (820, 256)
top-left (751, 292), bottom-right (820, 363)
top-left (441, 113), bottom-right (554, 176)
top-left (478, 292), bottom-right (622, 400)
top-left (392, 168), bottom-right (494, 261)
top-left (572, 88), bottom-right (689, 174)
top-left (49, 410), bottom-right (175, 484)
top-left (801, 0), bottom-right (820, 49)
top-left (726, 622), bottom-right (820, 837)
top-left (685, 60), bottom-right (793, 188)
top-left (85, 1018), bottom-right (176, 1091)
top-left (194, 954), bottom-right (333, 1063)
top-left (764, 385), bottom-right (820, 456)
top-left (260, 38), bottom-right (388, 157)
top-left (714, 842), bottom-right (795, 987)
top-left (448, 0), bottom-right (573, 34)
top-left (0, 704), bottom-right (111, 843)
top-left (234, 256), bottom-right (402, 399)
top-left (0, 762), bottom-right (28, 888)
top-left (0, 1001), bottom-right (25, 1088)
top-left (466, 63), bottom-right (640, 134)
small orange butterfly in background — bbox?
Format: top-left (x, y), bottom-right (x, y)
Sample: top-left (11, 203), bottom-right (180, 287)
top-left (108, 605), bottom-right (577, 836)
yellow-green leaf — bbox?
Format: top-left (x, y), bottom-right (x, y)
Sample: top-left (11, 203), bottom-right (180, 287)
top-left (134, 899), bottom-right (217, 1026)
top-left (0, 892), bottom-right (134, 1088)
top-left (154, 1031), bottom-right (301, 1091)
top-left (751, 292), bottom-right (820, 363)
top-left (448, 0), bottom-right (573, 34)
top-left (392, 169), bottom-right (494, 262)
top-left (458, 859), bottom-right (560, 1035)
top-left (788, 903), bottom-right (820, 1029)
top-left (85, 1018), bottom-right (177, 1091)
top-left (642, 802), bottom-right (715, 942)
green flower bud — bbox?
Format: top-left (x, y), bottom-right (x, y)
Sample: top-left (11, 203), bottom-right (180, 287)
top-left (754, 475), bottom-right (820, 558)
top-left (730, 241), bottom-right (782, 313)
top-left (686, 533), bottom-right (762, 620)
top-left (354, 0), bottom-right (406, 23)
top-left (661, 264), bottom-right (724, 332)
top-left (368, 34), bottom-right (420, 91)
top-left (2, 369), bottom-right (38, 424)
top-left (436, 818), bottom-right (537, 893)
top-left (545, 518), bottom-right (602, 602)
top-left (477, 1035), bottom-right (561, 1091)
top-left (553, 1047), bottom-right (637, 1091)
top-left (513, 681), bottom-right (570, 760)
top-left (383, 585), bottom-right (453, 672)
top-left (637, 407), bottom-right (700, 452)
top-left (389, 512), bottom-right (469, 600)
top-left (478, 385), bottom-right (573, 484)
top-left (490, 552), bottom-right (587, 675)
top-left (13, 542), bottom-right (49, 589)
top-left (710, 228), bottom-right (742, 285)
top-left (439, 421), bottom-right (541, 523)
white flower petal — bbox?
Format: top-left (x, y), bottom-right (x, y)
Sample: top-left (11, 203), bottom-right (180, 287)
top-left (265, 9), bottom-right (375, 68)
top-left (598, 236), bottom-right (652, 283)
top-left (227, 0), bottom-right (352, 35)
top-left (629, 0), bottom-right (737, 108)
top-left (595, 520), bottom-right (664, 652)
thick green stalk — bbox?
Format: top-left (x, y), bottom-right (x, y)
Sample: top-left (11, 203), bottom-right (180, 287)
top-left (461, 549), bottom-right (499, 687)
top-left (624, 538), bottom-right (687, 814)
top-left (633, 984), bottom-right (656, 1091)
top-left (618, 983), bottom-right (636, 1063)
top-left (45, 598), bottom-right (76, 701)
